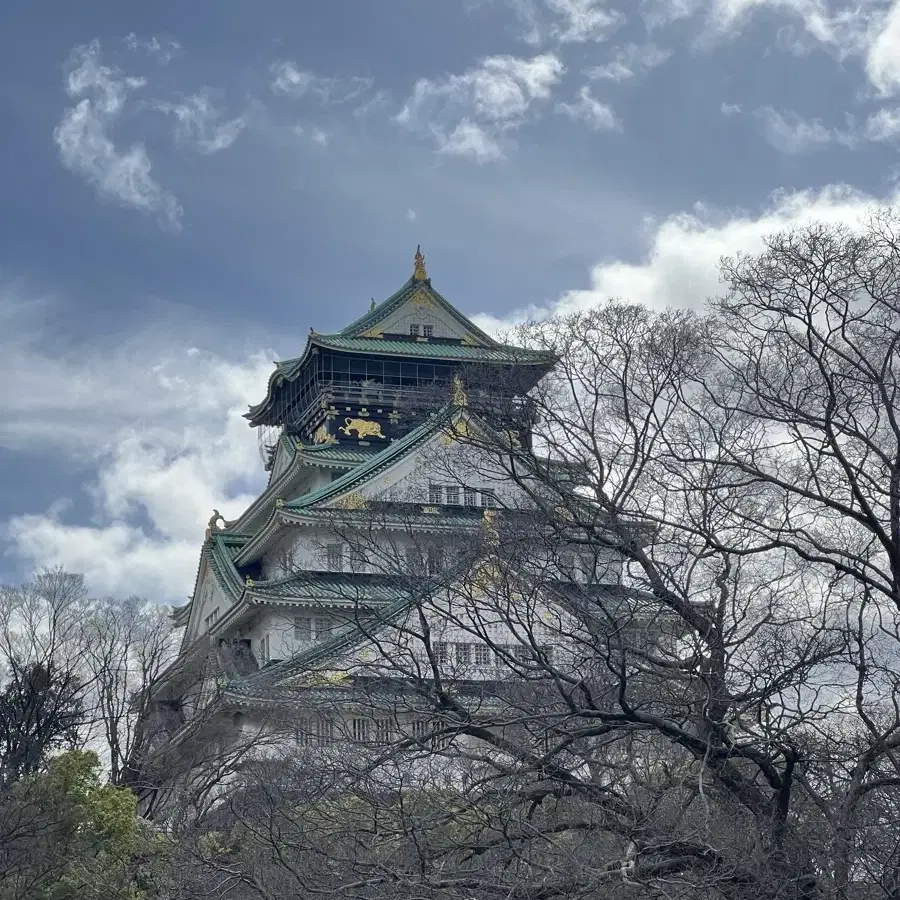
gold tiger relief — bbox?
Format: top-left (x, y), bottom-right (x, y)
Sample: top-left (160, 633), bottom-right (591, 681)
top-left (339, 418), bottom-right (386, 439)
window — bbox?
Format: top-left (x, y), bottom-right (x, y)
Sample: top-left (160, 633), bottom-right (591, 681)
top-left (259, 634), bottom-right (270, 664)
top-left (480, 490), bottom-right (498, 508)
top-left (435, 642), bottom-right (450, 664)
top-left (410, 719), bottom-right (429, 741)
top-left (349, 546), bottom-right (367, 572)
top-left (409, 324), bottom-right (420, 337)
top-left (375, 718), bottom-right (393, 743)
top-left (204, 607), bottom-right (220, 631)
top-left (455, 643), bottom-right (472, 665)
top-left (445, 485), bottom-right (461, 506)
top-left (326, 544), bottom-right (344, 571)
top-left (559, 552), bottom-right (577, 579)
top-left (352, 718), bottom-right (370, 743)
top-left (294, 616), bottom-right (312, 642)
top-left (514, 645), bottom-right (532, 662)
top-left (428, 483), bottom-right (443, 504)
top-left (464, 487), bottom-right (478, 507)
top-left (541, 645), bottom-right (556, 665)
top-left (474, 644), bottom-right (492, 667)
top-left (422, 324), bottom-right (434, 338)
top-left (427, 546), bottom-right (445, 576)
top-left (295, 616), bottom-right (333, 643)
top-left (295, 717), bottom-right (313, 746)
top-left (316, 717), bottom-right (335, 746)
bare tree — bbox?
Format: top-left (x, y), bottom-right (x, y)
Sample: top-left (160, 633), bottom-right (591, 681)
top-left (143, 213), bottom-right (900, 900)
top-left (81, 596), bottom-right (176, 789)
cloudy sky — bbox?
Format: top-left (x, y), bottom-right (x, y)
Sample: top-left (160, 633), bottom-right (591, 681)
top-left (3, 0), bottom-right (900, 602)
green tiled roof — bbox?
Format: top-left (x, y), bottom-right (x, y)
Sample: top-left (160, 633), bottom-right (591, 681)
top-left (250, 570), bottom-right (422, 604)
top-left (224, 579), bottom-right (641, 702)
top-left (225, 591), bottom-right (417, 699)
top-left (278, 431), bottom-right (381, 466)
top-left (310, 334), bottom-right (555, 364)
top-left (285, 409), bottom-right (450, 511)
top-left (340, 275), bottom-right (497, 346)
top-left (208, 532), bottom-right (253, 601)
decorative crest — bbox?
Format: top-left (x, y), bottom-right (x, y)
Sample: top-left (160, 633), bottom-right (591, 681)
top-left (413, 245), bottom-right (428, 281)
top-left (370, 298), bottom-right (377, 311)
top-left (205, 509), bottom-right (226, 541)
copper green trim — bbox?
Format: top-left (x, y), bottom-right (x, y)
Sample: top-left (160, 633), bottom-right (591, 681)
top-left (339, 275), bottom-right (497, 346)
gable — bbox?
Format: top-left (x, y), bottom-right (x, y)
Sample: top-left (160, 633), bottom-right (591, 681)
top-left (363, 287), bottom-right (478, 343)
top-left (185, 560), bottom-right (226, 643)
top-left (332, 416), bottom-right (527, 510)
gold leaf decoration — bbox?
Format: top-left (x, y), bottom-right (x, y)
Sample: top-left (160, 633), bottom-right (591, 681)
top-left (335, 492), bottom-right (367, 510)
top-left (339, 418), bottom-right (386, 439)
top-left (314, 424), bottom-right (337, 445)
top-left (410, 288), bottom-right (433, 308)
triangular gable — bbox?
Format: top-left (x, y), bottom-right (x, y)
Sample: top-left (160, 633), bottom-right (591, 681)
top-left (340, 277), bottom-right (497, 348)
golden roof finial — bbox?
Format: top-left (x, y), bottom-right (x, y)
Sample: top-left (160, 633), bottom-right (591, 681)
top-left (413, 244), bottom-right (428, 281)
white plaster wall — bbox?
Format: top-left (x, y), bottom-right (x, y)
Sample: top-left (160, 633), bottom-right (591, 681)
top-left (377, 297), bottom-right (471, 341)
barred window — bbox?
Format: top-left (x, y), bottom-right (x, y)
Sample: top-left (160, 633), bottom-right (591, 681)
top-left (348, 546), bottom-right (367, 572)
top-left (409, 324), bottom-right (420, 337)
top-left (480, 490), bottom-right (498, 508)
top-left (428, 483), bottom-right (443, 504)
top-left (464, 487), bottom-right (478, 507)
top-left (455, 643), bottom-right (472, 665)
top-left (295, 717), bottom-right (313, 746)
top-left (294, 617), bottom-right (312, 642)
top-left (435, 642), bottom-right (450, 664)
top-left (474, 644), bottom-right (492, 667)
top-left (326, 544), bottom-right (344, 571)
top-left (317, 717), bottom-right (335, 746)
top-left (352, 718), bottom-right (370, 743)
top-left (445, 485), bottom-right (461, 506)
top-left (374, 718), bottom-right (393, 743)
top-left (422, 324), bottom-right (434, 338)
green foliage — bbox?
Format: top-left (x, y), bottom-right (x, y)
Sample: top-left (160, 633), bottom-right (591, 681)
top-left (0, 751), bottom-right (155, 900)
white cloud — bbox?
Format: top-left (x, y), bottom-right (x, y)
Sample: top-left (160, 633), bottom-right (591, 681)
top-left (292, 124), bottom-right (330, 148)
top-left (270, 61), bottom-right (373, 103)
top-left (706, 0), bottom-right (882, 58)
top-left (406, 208), bottom-right (417, 221)
top-left (555, 85), bottom-right (620, 130)
top-left (436, 119), bottom-right (506, 162)
top-left (866, 2), bottom-right (900, 95)
top-left (271, 61), bottom-right (317, 96)
top-left (0, 283), bottom-right (273, 601)
top-left (153, 91), bottom-right (246, 154)
top-left (586, 41), bottom-right (672, 81)
top-left (545, 0), bottom-right (625, 43)
top-left (721, 101), bottom-right (742, 115)
top-left (54, 41), bottom-right (181, 229)
top-left (865, 105), bottom-right (900, 140)
top-left (755, 106), bottom-right (858, 153)
top-left (123, 33), bottom-right (182, 65)
top-left (396, 53), bottom-right (564, 159)
top-left (472, 183), bottom-right (895, 331)
top-left (641, 0), bottom-right (883, 68)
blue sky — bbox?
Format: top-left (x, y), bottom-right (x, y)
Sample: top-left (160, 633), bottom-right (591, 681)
top-left (3, 0), bottom-right (900, 601)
